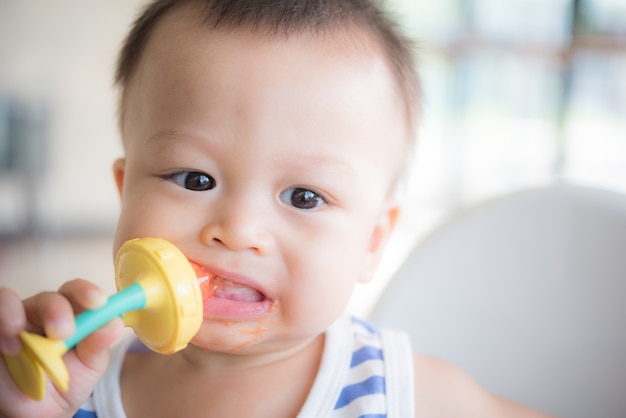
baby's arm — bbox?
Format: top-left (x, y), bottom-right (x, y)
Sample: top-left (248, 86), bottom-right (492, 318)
top-left (413, 353), bottom-right (556, 418)
top-left (0, 281), bottom-right (123, 418)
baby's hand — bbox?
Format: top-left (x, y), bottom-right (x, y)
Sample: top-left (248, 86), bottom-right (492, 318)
top-left (0, 280), bottom-right (123, 418)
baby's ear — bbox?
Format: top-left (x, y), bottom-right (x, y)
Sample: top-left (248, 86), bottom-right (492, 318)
top-left (112, 158), bottom-right (126, 198)
top-left (358, 199), bottom-right (400, 283)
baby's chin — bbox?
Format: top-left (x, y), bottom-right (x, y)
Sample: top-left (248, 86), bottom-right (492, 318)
top-left (190, 318), bottom-right (275, 351)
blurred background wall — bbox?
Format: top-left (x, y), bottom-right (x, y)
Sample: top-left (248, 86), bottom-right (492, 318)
top-left (0, 0), bottom-right (624, 312)
top-left (355, 0), bottom-right (626, 314)
top-left (0, 1), bottom-right (140, 236)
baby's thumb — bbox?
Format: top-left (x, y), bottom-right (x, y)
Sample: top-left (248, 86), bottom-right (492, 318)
top-left (62, 318), bottom-right (124, 403)
top-left (75, 317), bottom-right (124, 372)
top-left (76, 318), bottom-right (124, 374)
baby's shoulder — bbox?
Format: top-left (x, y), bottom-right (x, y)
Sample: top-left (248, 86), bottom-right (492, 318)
top-left (412, 353), bottom-right (554, 418)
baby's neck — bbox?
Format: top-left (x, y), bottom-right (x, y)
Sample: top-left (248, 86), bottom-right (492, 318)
top-left (120, 333), bottom-right (325, 417)
top-left (181, 335), bottom-right (323, 372)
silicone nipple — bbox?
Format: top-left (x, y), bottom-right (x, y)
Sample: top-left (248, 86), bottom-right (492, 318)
top-left (190, 262), bottom-right (216, 301)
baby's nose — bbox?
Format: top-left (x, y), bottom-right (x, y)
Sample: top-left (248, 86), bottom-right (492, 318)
top-left (199, 200), bottom-right (273, 254)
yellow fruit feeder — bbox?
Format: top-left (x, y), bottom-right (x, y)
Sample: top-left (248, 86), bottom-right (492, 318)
top-left (2, 238), bottom-right (206, 400)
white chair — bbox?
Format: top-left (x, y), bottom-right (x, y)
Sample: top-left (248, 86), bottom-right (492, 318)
top-left (369, 184), bottom-right (626, 418)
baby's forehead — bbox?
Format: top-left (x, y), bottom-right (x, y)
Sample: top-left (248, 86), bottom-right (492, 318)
top-left (119, 1), bottom-right (418, 137)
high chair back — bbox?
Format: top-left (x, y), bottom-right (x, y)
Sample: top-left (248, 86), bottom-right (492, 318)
top-left (369, 184), bottom-right (626, 418)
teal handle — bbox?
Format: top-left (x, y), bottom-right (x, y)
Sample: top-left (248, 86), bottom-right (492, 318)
top-left (63, 283), bottom-right (147, 350)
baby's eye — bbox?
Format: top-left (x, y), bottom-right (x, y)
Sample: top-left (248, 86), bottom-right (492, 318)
top-left (168, 171), bottom-right (216, 191)
top-left (280, 187), bottom-right (325, 210)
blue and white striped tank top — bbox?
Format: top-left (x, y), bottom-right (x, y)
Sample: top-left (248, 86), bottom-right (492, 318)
top-left (75, 315), bottom-right (414, 417)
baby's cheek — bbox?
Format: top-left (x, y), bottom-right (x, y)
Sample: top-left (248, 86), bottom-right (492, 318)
top-left (292, 276), bottom-right (355, 323)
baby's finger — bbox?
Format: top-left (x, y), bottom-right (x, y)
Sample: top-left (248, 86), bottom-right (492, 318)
top-left (74, 316), bottom-right (124, 371)
top-left (0, 288), bottom-right (26, 355)
top-left (58, 279), bottom-right (108, 313)
top-left (22, 291), bottom-right (75, 340)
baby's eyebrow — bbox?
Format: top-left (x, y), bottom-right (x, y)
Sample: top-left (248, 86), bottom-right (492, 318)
top-left (144, 129), bottom-right (213, 158)
top-left (144, 128), bottom-right (357, 174)
top-left (145, 129), bottom-right (185, 152)
top-left (286, 154), bottom-right (356, 174)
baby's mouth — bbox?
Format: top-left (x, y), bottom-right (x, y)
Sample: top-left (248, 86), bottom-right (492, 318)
top-left (189, 260), bottom-right (266, 303)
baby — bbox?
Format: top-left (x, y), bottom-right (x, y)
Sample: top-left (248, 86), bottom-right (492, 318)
top-left (0, 0), bottom-right (553, 416)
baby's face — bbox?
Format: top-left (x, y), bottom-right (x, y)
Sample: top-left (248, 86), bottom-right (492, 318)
top-left (113, 6), bottom-right (407, 354)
